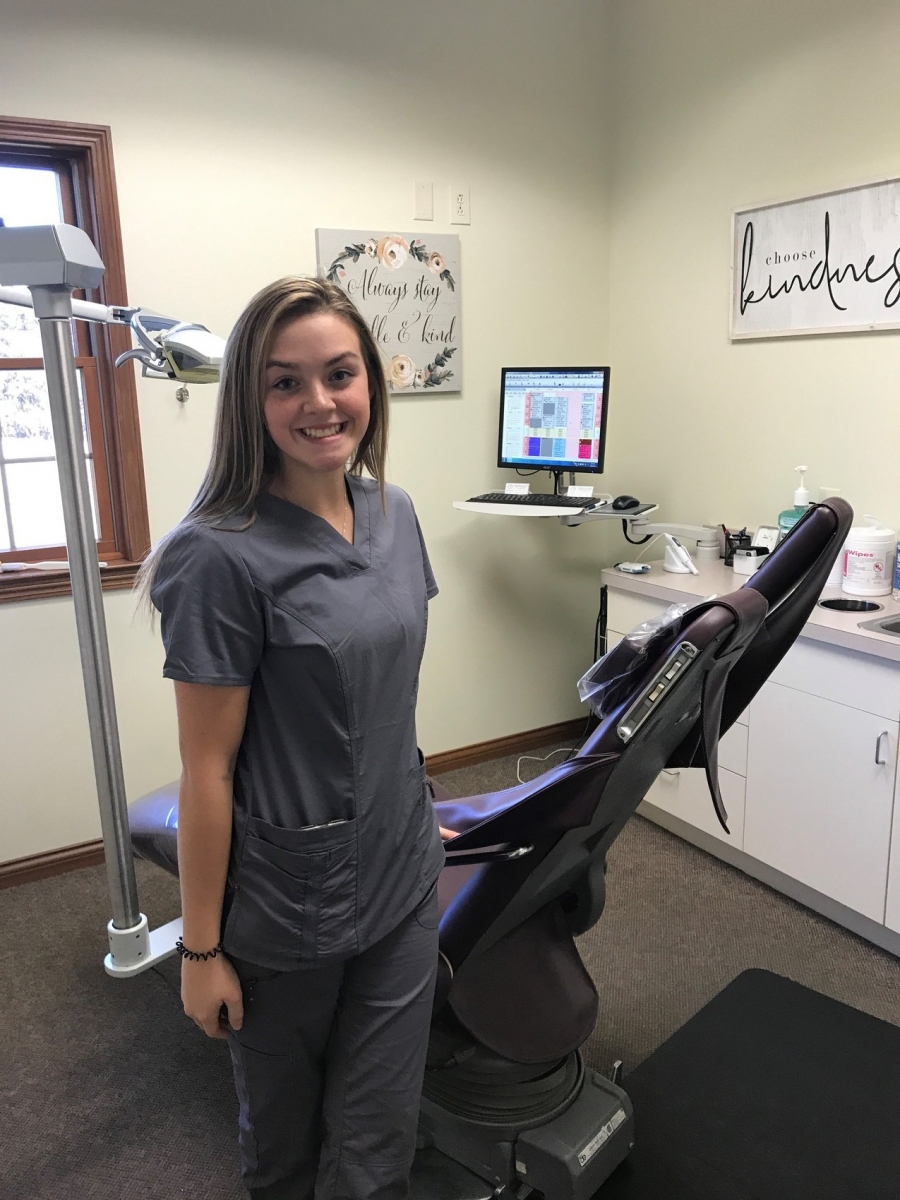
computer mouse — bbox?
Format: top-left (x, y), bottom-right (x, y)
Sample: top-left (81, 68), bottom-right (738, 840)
top-left (612, 494), bottom-right (639, 510)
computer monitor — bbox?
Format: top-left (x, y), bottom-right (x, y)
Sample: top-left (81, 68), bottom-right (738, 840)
top-left (497, 366), bottom-right (610, 475)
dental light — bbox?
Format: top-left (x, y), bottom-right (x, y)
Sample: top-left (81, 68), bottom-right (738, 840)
top-left (0, 286), bottom-right (224, 384)
top-left (114, 311), bottom-right (223, 383)
top-left (0, 223), bottom-right (224, 977)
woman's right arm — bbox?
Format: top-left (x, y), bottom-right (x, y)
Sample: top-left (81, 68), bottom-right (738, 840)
top-left (174, 680), bottom-right (251, 1040)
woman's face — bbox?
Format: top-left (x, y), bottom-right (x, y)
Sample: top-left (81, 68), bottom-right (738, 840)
top-left (262, 311), bottom-right (372, 484)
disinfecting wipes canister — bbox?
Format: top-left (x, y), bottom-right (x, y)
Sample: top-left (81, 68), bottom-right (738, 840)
top-left (842, 517), bottom-right (895, 597)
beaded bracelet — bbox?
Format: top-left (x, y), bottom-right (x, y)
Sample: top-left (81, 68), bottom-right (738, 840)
top-left (175, 937), bottom-right (224, 962)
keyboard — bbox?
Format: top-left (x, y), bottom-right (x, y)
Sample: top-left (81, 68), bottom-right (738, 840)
top-left (466, 492), bottom-right (597, 508)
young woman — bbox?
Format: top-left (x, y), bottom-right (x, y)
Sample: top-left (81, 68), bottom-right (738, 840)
top-left (141, 277), bottom-right (449, 1198)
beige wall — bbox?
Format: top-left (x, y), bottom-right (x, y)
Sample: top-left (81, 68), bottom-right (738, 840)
top-left (0, 0), bottom-right (614, 861)
top-left (14, 0), bottom-right (895, 867)
top-left (607, 0), bottom-right (900, 534)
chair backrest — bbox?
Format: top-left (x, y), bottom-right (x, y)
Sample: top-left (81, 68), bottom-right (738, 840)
top-left (734, 496), bottom-right (853, 717)
top-left (668, 497), bottom-right (852, 764)
top-left (432, 587), bottom-right (768, 1060)
top-left (431, 502), bottom-right (852, 1062)
top-left (435, 588), bottom-right (768, 971)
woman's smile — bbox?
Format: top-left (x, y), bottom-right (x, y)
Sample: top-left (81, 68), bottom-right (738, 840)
top-left (297, 421), bottom-right (347, 440)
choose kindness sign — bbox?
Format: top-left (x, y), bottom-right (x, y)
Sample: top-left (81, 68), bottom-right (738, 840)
top-left (732, 177), bottom-right (900, 338)
top-left (316, 228), bottom-right (461, 393)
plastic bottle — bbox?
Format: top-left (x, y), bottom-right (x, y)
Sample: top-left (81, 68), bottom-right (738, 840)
top-left (777, 465), bottom-right (811, 541)
top-left (842, 516), bottom-right (896, 597)
top-left (892, 541), bottom-right (900, 602)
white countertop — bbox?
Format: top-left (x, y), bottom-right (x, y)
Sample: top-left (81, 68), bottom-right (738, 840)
top-left (601, 558), bottom-right (900, 664)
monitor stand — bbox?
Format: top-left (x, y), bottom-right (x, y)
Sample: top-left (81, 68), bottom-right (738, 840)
top-left (551, 469), bottom-right (578, 496)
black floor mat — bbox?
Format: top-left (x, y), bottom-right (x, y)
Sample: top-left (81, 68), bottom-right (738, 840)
top-left (601, 968), bottom-right (900, 1200)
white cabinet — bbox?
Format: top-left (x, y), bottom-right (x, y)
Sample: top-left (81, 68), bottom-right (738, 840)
top-left (744, 680), bottom-right (897, 922)
top-left (606, 592), bottom-right (671, 643)
top-left (603, 570), bottom-right (900, 951)
top-left (645, 762), bottom-right (747, 848)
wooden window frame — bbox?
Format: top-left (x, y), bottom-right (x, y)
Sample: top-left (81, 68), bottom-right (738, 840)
top-left (0, 116), bottom-right (150, 603)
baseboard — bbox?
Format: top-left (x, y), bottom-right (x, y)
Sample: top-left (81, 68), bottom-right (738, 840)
top-left (424, 716), bottom-right (586, 775)
top-left (0, 839), bottom-right (105, 890)
top-left (0, 718), bottom-right (588, 889)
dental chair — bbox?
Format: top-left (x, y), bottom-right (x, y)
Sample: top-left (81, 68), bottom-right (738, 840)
top-left (129, 498), bottom-right (852, 1200)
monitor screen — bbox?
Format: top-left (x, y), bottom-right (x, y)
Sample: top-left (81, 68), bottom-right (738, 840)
top-left (497, 366), bottom-right (610, 474)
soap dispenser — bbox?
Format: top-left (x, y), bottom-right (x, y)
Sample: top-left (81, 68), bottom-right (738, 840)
top-left (777, 465), bottom-right (811, 541)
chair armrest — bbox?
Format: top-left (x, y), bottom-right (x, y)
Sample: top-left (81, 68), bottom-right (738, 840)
top-left (442, 842), bottom-right (534, 867)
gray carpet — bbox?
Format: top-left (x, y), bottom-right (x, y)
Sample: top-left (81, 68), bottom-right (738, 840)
top-left (1, 748), bottom-right (897, 1198)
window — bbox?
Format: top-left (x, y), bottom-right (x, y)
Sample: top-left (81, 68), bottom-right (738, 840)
top-left (0, 117), bottom-right (149, 602)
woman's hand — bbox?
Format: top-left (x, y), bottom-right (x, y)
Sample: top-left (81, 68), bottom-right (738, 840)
top-left (181, 954), bottom-right (244, 1039)
top-left (439, 826), bottom-right (457, 841)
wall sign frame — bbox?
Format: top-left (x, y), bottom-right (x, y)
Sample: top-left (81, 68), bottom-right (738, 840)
top-left (316, 228), bottom-right (461, 393)
top-left (731, 176), bottom-right (900, 339)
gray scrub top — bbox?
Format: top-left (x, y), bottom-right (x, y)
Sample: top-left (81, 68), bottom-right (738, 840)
top-left (152, 475), bottom-right (445, 971)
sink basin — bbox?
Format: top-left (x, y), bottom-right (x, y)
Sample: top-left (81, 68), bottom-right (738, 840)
top-left (858, 614), bottom-right (900, 638)
top-left (819, 598), bottom-right (882, 613)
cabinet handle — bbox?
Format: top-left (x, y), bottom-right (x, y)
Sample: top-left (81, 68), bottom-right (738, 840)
top-left (875, 731), bottom-right (890, 766)
top-left (661, 769), bottom-right (680, 778)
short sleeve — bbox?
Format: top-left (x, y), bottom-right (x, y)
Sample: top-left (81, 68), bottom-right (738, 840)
top-left (414, 513), bottom-right (439, 600)
top-left (151, 524), bottom-right (264, 685)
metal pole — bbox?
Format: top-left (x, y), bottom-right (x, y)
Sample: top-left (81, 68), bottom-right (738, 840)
top-left (37, 308), bottom-right (140, 930)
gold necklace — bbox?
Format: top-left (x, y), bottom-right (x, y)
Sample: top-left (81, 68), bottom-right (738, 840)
top-left (269, 481), bottom-right (350, 539)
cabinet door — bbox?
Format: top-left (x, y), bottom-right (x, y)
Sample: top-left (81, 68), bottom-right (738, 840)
top-left (643, 765), bottom-right (746, 848)
top-left (609, 622), bottom-right (748, 847)
top-left (745, 681), bottom-right (898, 921)
top-left (606, 593), bottom-right (671, 641)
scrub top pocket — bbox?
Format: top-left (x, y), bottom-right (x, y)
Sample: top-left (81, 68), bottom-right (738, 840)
top-left (228, 815), bottom-right (359, 966)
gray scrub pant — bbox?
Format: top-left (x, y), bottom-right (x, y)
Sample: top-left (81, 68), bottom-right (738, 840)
top-left (226, 883), bottom-right (439, 1199)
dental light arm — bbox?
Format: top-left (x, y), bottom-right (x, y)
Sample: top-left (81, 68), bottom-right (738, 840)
top-left (0, 284), bottom-right (125, 324)
top-left (0, 222), bottom-right (224, 978)
top-left (0, 283), bottom-right (224, 383)
top-left (560, 506), bottom-right (720, 573)
top-left (561, 504), bottom-right (720, 552)
top-left (628, 520), bottom-right (720, 550)
top-left (622, 520), bottom-right (719, 573)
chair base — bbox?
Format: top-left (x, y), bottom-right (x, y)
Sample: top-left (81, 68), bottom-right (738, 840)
top-left (417, 1060), bottom-right (634, 1200)
top-left (410, 1148), bottom-right (497, 1199)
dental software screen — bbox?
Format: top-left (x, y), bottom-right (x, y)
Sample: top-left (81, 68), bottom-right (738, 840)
top-left (498, 367), bottom-right (609, 472)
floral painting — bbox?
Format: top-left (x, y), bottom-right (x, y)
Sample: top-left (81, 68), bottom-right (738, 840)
top-left (315, 229), bottom-right (461, 394)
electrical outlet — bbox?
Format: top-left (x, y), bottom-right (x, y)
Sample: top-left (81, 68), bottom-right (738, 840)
top-left (414, 180), bottom-right (433, 221)
top-left (819, 486), bottom-right (842, 501)
top-left (450, 185), bottom-right (470, 225)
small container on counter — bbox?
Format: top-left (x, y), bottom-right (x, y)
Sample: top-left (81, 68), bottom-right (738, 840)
top-left (733, 546), bottom-right (769, 576)
top-left (724, 529), bottom-right (751, 566)
top-left (893, 541), bottom-right (900, 602)
top-left (842, 517), bottom-right (896, 597)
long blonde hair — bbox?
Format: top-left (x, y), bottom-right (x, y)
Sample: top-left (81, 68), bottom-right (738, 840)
top-left (136, 276), bottom-right (389, 605)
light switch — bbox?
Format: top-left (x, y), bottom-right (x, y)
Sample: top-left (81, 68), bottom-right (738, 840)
top-left (414, 181), bottom-right (434, 221)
